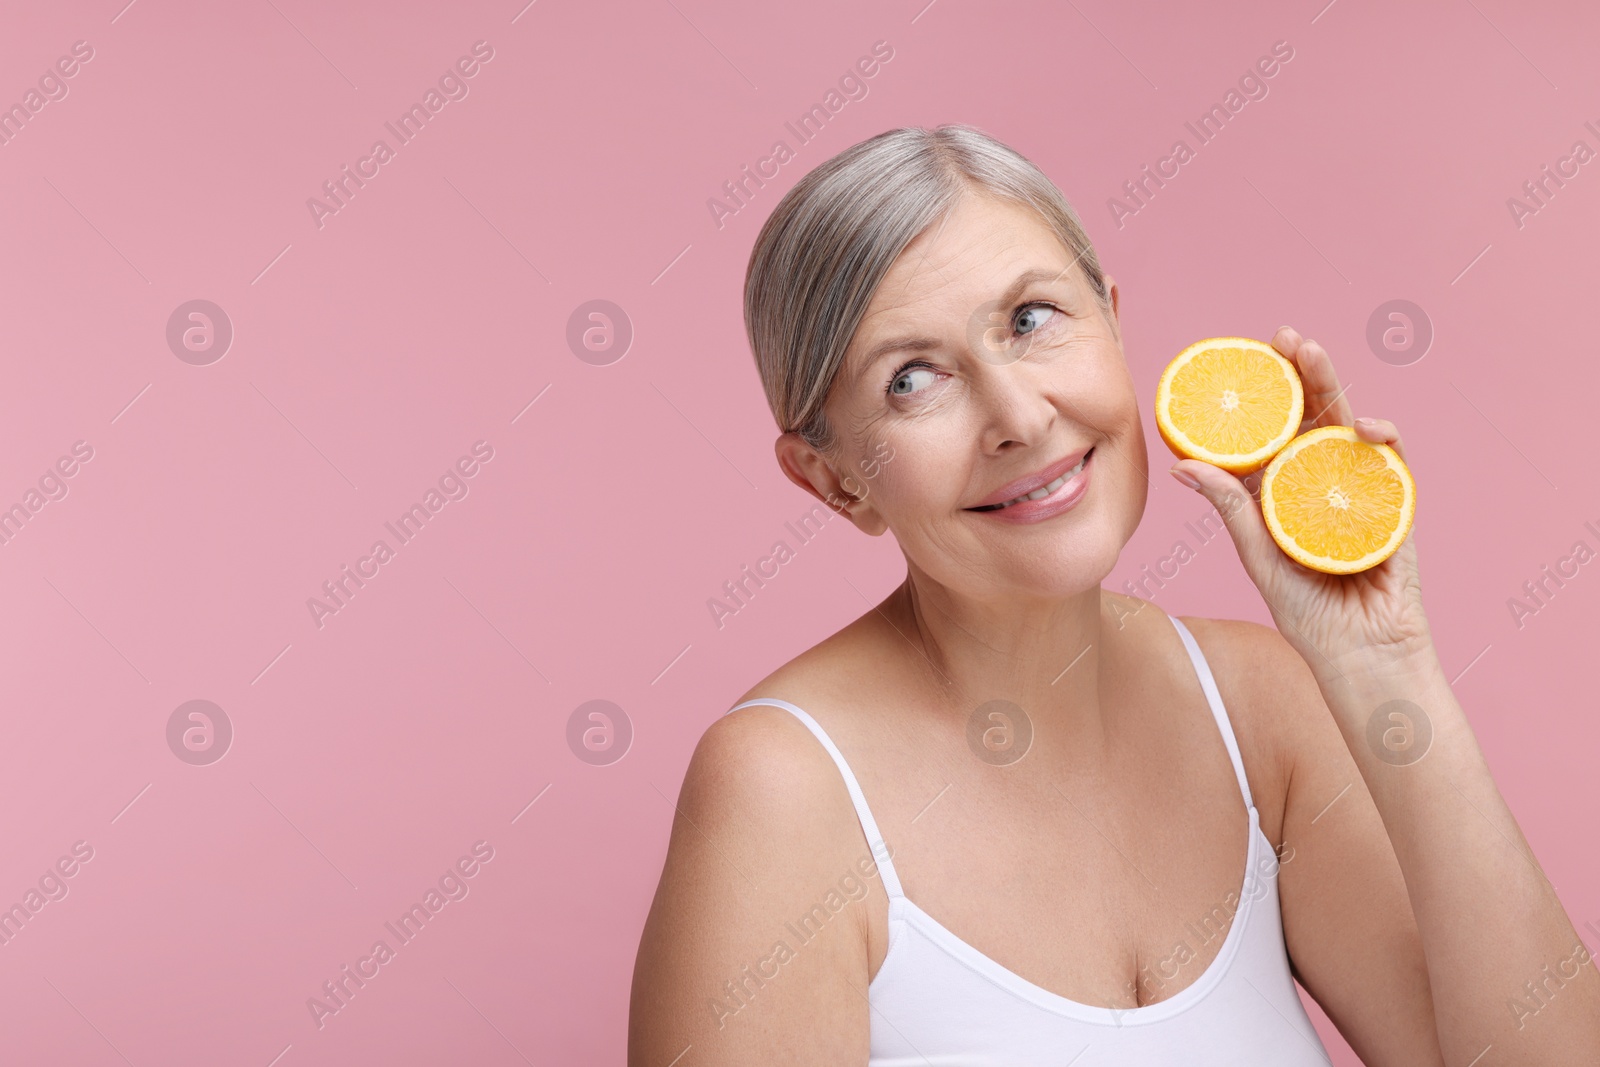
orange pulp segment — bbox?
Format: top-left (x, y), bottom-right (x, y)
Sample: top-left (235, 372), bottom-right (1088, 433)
top-left (1260, 425), bottom-right (1416, 574)
top-left (1156, 337), bottom-right (1305, 476)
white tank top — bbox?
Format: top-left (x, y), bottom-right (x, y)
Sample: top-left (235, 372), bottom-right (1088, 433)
top-left (727, 614), bottom-right (1331, 1065)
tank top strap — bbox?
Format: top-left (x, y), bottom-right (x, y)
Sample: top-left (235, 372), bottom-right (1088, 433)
top-left (726, 698), bottom-right (904, 898)
top-left (1166, 615), bottom-right (1256, 810)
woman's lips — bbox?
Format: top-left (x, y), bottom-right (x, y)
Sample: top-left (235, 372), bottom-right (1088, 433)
top-left (967, 446), bottom-right (1094, 508)
top-left (966, 448), bottom-right (1094, 523)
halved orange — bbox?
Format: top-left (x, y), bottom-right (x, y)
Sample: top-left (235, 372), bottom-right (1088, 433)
top-left (1260, 426), bottom-right (1416, 574)
top-left (1156, 338), bottom-right (1305, 475)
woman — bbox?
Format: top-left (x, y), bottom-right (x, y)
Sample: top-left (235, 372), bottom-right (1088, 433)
top-left (628, 125), bottom-right (1599, 1064)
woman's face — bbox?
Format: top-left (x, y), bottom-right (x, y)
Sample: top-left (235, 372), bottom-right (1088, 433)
top-left (786, 191), bottom-right (1148, 602)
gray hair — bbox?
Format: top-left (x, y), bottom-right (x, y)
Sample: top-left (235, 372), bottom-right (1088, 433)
top-left (743, 123), bottom-right (1109, 455)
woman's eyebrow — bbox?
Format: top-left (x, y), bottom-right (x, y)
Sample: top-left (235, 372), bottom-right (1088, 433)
top-left (853, 335), bottom-right (941, 384)
top-left (851, 266), bottom-right (1067, 382)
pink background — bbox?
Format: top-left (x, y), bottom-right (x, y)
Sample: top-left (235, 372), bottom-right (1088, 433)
top-left (1, 0), bottom-right (1596, 1063)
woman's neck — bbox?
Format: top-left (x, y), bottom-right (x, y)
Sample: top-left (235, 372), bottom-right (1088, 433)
top-left (880, 571), bottom-right (1117, 751)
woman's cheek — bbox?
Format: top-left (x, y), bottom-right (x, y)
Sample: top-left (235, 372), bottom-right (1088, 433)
top-left (1075, 354), bottom-right (1139, 429)
top-left (878, 456), bottom-right (949, 517)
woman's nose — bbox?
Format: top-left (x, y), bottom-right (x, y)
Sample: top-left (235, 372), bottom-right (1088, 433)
top-left (973, 361), bottom-right (1059, 452)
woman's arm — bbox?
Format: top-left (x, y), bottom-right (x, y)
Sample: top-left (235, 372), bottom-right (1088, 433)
top-left (628, 705), bottom-right (875, 1066)
top-left (1195, 617), bottom-right (1446, 1065)
top-left (1171, 328), bottom-right (1600, 1065)
top-left (1212, 616), bottom-right (1599, 1065)
top-left (1313, 637), bottom-right (1598, 1063)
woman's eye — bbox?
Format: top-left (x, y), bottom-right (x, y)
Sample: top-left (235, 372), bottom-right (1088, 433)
top-left (1015, 304), bottom-right (1057, 336)
top-left (888, 363), bottom-right (938, 396)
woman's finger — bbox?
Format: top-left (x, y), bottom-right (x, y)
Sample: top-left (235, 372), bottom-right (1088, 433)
top-left (1354, 416), bottom-right (1406, 463)
top-left (1293, 338), bottom-right (1354, 428)
top-left (1271, 327), bottom-right (1353, 429)
top-left (1241, 469), bottom-right (1264, 500)
top-left (1271, 324), bottom-right (1304, 359)
top-left (1169, 460), bottom-right (1279, 580)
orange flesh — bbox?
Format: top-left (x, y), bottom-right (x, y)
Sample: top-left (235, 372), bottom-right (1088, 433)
top-left (1270, 438), bottom-right (1407, 561)
top-left (1166, 346), bottom-right (1297, 455)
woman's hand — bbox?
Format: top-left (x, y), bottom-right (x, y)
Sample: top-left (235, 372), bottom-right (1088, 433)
top-left (1167, 326), bottom-right (1438, 685)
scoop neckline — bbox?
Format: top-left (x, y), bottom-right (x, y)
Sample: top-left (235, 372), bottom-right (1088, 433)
top-left (868, 805), bottom-right (1268, 1026)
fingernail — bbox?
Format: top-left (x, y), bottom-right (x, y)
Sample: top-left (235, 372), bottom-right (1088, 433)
top-left (1170, 467), bottom-right (1202, 490)
top-left (1355, 417), bottom-right (1377, 427)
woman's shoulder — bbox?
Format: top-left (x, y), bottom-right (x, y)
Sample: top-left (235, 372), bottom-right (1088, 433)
top-left (664, 683), bottom-right (874, 971)
top-left (677, 609), bottom-right (905, 850)
top-left (1103, 588), bottom-right (1302, 685)
top-left (683, 624), bottom-right (882, 846)
top-left (635, 643), bottom-right (879, 1062)
top-left (716, 609), bottom-right (895, 746)
top-left (1162, 605), bottom-right (1331, 827)
top-left (683, 699), bottom-right (848, 833)
top-left (1171, 610), bottom-right (1325, 726)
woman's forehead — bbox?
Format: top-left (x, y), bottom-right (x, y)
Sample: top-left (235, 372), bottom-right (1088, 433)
top-left (837, 196), bottom-right (1088, 383)
top-left (878, 200), bottom-right (1074, 307)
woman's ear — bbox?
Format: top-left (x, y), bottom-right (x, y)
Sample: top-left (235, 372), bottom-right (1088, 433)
top-left (1103, 274), bottom-right (1121, 338)
top-left (773, 433), bottom-right (888, 536)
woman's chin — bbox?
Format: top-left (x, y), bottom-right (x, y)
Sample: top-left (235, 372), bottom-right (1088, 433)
top-left (1013, 540), bottom-right (1123, 600)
